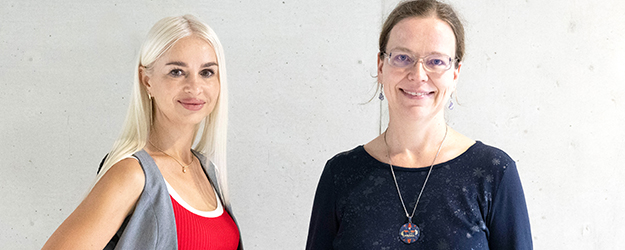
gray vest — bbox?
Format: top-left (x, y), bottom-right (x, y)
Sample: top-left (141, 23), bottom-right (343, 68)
top-left (104, 149), bottom-right (243, 250)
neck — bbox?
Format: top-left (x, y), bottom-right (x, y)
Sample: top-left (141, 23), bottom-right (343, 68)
top-left (148, 118), bottom-right (196, 159)
top-left (387, 112), bottom-right (447, 148)
top-left (384, 113), bottom-right (448, 167)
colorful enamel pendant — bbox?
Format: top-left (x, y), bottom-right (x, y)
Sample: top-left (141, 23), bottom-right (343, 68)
top-left (385, 127), bottom-right (447, 246)
top-left (399, 221), bottom-right (419, 244)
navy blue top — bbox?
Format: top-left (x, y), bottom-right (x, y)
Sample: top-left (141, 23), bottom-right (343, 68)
top-left (306, 141), bottom-right (532, 250)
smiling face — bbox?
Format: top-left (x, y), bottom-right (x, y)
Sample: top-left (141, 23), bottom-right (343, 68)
top-left (141, 35), bottom-right (220, 127)
top-left (378, 16), bottom-right (461, 121)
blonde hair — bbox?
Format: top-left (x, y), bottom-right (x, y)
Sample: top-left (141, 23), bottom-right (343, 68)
top-left (95, 14), bottom-right (231, 205)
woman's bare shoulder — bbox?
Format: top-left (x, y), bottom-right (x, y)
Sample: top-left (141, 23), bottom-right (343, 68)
top-left (42, 157), bottom-right (145, 250)
top-left (106, 157), bottom-right (145, 186)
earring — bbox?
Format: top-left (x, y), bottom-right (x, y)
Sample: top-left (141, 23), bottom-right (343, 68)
top-left (148, 92), bottom-right (152, 100)
top-left (448, 92), bottom-right (455, 110)
top-left (379, 91), bottom-right (384, 101)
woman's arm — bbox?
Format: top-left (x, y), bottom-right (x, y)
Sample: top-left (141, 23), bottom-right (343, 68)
top-left (306, 162), bottom-right (338, 250)
top-left (42, 158), bottom-right (145, 250)
top-left (487, 162), bottom-right (533, 249)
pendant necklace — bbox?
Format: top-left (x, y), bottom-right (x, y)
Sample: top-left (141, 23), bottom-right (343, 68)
top-left (148, 140), bottom-right (194, 173)
top-left (384, 126), bottom-right (447, 244)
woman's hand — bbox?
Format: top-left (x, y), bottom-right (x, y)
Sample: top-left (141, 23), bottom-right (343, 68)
top-left (42, 158), bottom-right (145, 250)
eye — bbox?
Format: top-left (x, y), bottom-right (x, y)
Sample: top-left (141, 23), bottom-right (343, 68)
top-left (426, 57), bottom-right (450, 68)
top-left (429, 59), bottom-right (444, 66)
top-left (200, 69), bottom-right (215, 78)
top-left (391, 53), bottom-right (414, 67)
top-left (168, 68), bottom-right (185, 77)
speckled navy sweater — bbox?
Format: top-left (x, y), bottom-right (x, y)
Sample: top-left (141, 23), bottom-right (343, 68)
top-left (306, 141), bottom-right (532, 250)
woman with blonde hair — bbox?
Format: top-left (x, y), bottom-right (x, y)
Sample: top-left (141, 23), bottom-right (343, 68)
top-left (307, 0), bottom-right (532, 249)
top-left (43, 14), bottom-right (242, 250)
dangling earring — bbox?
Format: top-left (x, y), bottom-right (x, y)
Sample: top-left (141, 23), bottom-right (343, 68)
top-left (448, 92), bottom-right (455, 110)
top-left (147, 92), bottom-right (153, 126)
top-left (378, 85), bottom-right (385, 101)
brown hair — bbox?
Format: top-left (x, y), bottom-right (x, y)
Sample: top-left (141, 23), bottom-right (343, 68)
top-left (379, 0), bottom-right (465, 68)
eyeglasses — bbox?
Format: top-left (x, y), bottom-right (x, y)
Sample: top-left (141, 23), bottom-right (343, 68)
top-left (383, 49), bottom-right (456, 73)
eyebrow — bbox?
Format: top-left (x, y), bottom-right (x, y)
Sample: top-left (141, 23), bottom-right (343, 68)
top-left (165, 61), bottom-right (218, 67)
top-left (389, 47), bottom-right (450, 57)
top-left (391, 47), bottom-right (413, 53)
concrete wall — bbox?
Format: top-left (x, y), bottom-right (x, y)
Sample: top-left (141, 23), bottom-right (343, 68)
top-left (1, 0), bottom-right (623, 249)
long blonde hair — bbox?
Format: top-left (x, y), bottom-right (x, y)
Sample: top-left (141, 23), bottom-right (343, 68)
top-left (95, 14), bottom-right (230, 205)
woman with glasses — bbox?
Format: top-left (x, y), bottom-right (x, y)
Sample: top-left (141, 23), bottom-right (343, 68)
top-left (306, 0), bottom-right (532, 249)
top-left (43, 15), bottom-right (242, 250)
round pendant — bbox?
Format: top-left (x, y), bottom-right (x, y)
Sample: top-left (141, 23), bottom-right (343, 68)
top-left (399, 222), bottom-right (419, 244)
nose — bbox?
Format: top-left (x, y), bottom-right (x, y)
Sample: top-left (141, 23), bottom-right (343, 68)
top-left (184, 74), bottom-right (202, 95)
top-left (407, 59), bottom-right (429, 82)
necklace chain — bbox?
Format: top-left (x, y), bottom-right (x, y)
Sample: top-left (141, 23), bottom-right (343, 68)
top-left (384, 126), bottom-right (448, 221)
top-left (148, 140), bottom-right (194, 173)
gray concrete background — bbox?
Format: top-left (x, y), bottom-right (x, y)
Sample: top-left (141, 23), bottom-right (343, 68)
top-left (1, 0), bottom-right (624, 249)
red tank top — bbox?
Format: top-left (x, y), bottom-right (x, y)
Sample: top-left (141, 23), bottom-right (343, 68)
top-left (170, 195), bottom-right (240, 250)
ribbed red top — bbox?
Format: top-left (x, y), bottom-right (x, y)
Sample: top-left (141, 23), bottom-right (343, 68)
top-left (170, 195), bottom-right (240, 250)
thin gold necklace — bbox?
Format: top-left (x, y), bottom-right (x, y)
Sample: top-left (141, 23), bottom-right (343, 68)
top-left (148, 140), bottom-right (194, 173)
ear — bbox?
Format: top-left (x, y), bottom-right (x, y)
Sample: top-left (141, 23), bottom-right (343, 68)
top-left (377, 52), bottom-right (385, 79)
top-left (453, 61), bottom-right (462, 83)
top-left (139, 66), bottom-right (152, 89)
top-left (450, 62), bottom-right (462, 93)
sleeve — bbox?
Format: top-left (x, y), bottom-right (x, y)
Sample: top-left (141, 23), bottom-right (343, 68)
top-left (306, 161), bottom-right (338, 250)
top-left (487, 162), bottom-right (533, 250)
